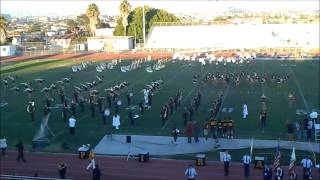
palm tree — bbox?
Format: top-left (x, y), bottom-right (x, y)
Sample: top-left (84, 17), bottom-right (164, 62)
top-left (119, 0), bottom-right (131, 36)
top-left (86, 3), bottom-right (100, 37)
top-left (0, 16), bottom-right (8, 44)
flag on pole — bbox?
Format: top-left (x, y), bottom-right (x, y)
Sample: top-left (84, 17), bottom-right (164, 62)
top-left (250, 138), bottom-right (253, 157)
top-left (273, 144), bottom-right (281, 171)
top-left (288, 147), bottom-right (296, 174)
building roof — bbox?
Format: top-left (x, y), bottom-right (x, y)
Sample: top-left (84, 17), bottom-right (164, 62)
top-left (55, 33), bottom-right (74, 40)
top-left (87, 36), bottom-right (134, 40)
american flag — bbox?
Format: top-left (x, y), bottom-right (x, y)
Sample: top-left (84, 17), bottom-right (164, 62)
top-left (288, 147), bottom-right (296, 174)
top-left (273, 144), bottom-right (281, 171)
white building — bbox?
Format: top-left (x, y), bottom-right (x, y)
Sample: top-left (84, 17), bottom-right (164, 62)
top-left (0, 45), bottom-right (16, 57)
top-left (87, 36), bottom-right (134, 51)
top-left (51, 34), bottom-right (74, 49)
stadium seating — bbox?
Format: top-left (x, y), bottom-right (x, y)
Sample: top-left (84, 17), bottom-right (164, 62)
top-left (145, 24), bottom-right (319, 49)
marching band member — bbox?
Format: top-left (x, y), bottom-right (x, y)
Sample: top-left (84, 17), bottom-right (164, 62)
top-left (217, 119), bottom-right (223, 138)
top-left (222, 117), bottom-right (228, 138)
top-left (27, 101), bottom-right (36, 121)
top-left (112, 113), bottom-right (121, 130)
top-left (203, 120), bottom-right (210, 140)
top-left (243, 101), bottom-right (248, 120)
top-left (227, 117), bottom-right (234, 139)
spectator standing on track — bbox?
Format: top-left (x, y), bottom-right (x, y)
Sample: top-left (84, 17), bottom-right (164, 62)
top-left (223, 150), bottom-right (231, 176)
top-left (242, 153), bottom-right (252, 178)
top-left (275, 166), bottom-right (284, 180)
top-left (15, 141), bottom-right (26, 162)
top-left (185, 164), bottom-right (197, 180)
top-left (303, 168), bottom-right (312, 180)
top-left (0, 137), bottom-right (7, 156)
top-left (263, 164), bottom-right (273, 180)
top-left (301, 156), bottom-right (313, 176)
top-left (58, 160), bottom-right (67, 179)
top-left (289, 170), bottom-right (297, 180)
top-left (92, 164), bottom-right (102, 180)
top-left (68, 116), bottom-right (77, 135)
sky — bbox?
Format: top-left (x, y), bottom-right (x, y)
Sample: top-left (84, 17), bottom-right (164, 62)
top-left (1, 0), bottom-right (319, 17)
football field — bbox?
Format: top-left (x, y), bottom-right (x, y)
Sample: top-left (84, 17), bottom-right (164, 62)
top-left (0, 57), bottom-right (319, 154)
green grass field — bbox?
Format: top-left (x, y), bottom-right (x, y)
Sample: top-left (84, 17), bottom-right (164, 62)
top-left (0, 58), bottom-right (319, 157)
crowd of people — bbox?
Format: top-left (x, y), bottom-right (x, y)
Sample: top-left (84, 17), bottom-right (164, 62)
top-left (184, 152), bottom-right (317, 180)
top-left (203, 71), bottom-right (290, 87)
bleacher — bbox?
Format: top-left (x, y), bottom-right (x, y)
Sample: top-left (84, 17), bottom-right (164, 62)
top-left (145, 24), bottom-right (319, 50)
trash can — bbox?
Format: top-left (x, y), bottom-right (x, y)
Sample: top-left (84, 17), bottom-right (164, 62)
top-left (138, 152), bottom-right (149, 162)
top-left (219, 149), bottom-right (226, 162)
top-left (195, 154), bottom-right (206, 166)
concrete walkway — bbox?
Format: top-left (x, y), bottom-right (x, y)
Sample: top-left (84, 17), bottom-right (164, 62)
top-left (94, 135), bottom-right (320, 155)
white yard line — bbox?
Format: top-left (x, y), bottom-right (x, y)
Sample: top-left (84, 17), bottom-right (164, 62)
top-left (288, 67), bottom-right (311, 112)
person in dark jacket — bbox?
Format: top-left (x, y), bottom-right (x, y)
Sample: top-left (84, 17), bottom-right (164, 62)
top-left (58, 160), bottom-right (67, 179)
top-left (263, 164), bottom-right (272, 180)
top-left (92, 164), bottom-right (101, 180)
top-left (15, 141), bottom-right (26, 162)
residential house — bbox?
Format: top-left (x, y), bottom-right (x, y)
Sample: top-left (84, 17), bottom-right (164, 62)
top-left (52, 34), bottom-right (74, 49)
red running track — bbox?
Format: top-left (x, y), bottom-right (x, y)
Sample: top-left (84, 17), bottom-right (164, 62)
top-left (0, 52), bottom-right (173, 63)
top-left (1, 151), bottom-right (319, 180)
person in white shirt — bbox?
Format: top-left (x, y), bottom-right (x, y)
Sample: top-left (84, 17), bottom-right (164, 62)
top-left (243, 102), bottom-right (248, 120)
top-left (223, 151), bottom-right (231, 176)
top-left (68, 116), bottom-right (76, 135)
top-left (184, 164), bottom-right (197, 180)
top-left (242, 153), bottom-right (252, 177)
top-left (112, 114), bottom-right (121, 130)
top-left (301, 157), bottom-right (313, 175)
top-left (143, 88), bottom-right (149, 105)
top-left (0, 137), bottom-right (7, 156)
